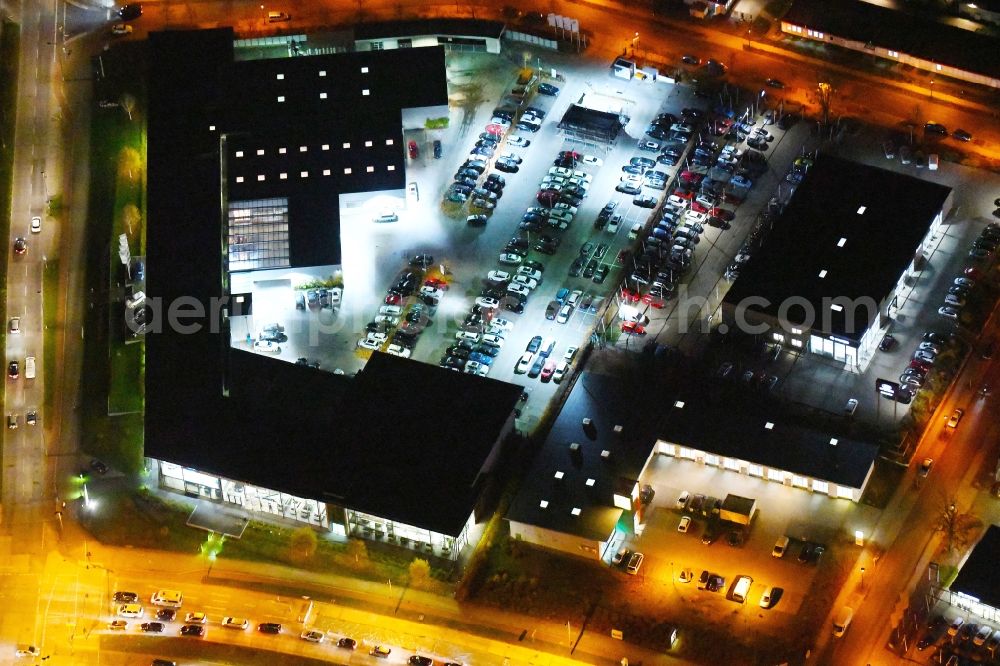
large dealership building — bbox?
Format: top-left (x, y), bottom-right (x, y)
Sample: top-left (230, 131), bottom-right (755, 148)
top-left (143, 28), bottom-right (521, 559)
top-left (722, 154), bottom-right (952, 372)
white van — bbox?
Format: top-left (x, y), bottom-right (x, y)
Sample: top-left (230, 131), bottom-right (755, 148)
top-left (928, 153), bottom-right (939, 170)
top-left (833, 606), bottom-right (854, 637)
top-left (117, 603), bottom-right (144, 618)
top-left (732, 575), bottom-right (753, 603)
top-left (150, 589), bottom-right (183, 608)
top-left (24, 356), bottom-right (35, 380)
top-left (267, 11), bottom-right (290, 22)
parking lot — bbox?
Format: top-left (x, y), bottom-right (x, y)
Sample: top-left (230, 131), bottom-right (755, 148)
top-left (613, 452), bottom-right (879, 641)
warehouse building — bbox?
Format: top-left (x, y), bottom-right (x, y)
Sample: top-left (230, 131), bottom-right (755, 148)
top-left (354, 19), bottom-right (505, 53)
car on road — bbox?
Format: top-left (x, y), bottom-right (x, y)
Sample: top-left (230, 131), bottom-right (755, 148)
top-left (946, 408), bottom-right (964, 428)
top-left (499, 252), bottom-right (523, 266)
top-left (180, 624), bottom-right (205, 637)
top-left (301, 630), bottom-right (325, 643)
top-left (119, 3), bottom-right (143, 20)
top-left (765, 78), bottom-right (785, 88)
top-left (952, 128), bottom-right (972, 142)
top-left (508, 135), bottom-right (530, 147)
top-left (677, 516), bottom-right (691, 533)
top-left (13, 237), bottom-right (27, 255)
top-left (553, 360), bottom-right (569, 383)
top-left (140, 621), bottom-right (165, 632)
top-left (30, 216), bottom-right (41, 233)
top-left (924, 122), bottom-right (948, 136)
top-left (370, 645), bottom-right (392, 658)
top-left (759, 586), bottom-right (780, 609)
top-left (408, 657), bottom-right (433, 666)
top-left (222, 617), bottom-right (249, 630)
top-left (681, 54), bottom-right (700, 65)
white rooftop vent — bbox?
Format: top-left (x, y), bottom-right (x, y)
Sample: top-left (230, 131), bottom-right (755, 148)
top-left (279, 173), bottom-right (287, 180)
top-left (362, 89), bottom-right (371, 96)
top-left (831, 303), bottom-right (844, 312)
top-left (278, 147), bottom-right (287, 154)
top-left (361, 66), bottom-right (369, 73)
top-left (674, 400), bottom-right (685, 409)
top-left (857, 205), bottom-right (867, 215)
top-left (235, 176), bottom-right (244, 183)
top-left (276, 73), bottom-right (284, 80)
top-left (366, 166), bottom-right (375, 173)
top-left (585, 478), bottom-right (595, 487)
top-left (582, 417), bottom-right (592, 427)
top-left (600, 449), bottom-right (610, 459)
top-left (830, 438), bottom-right (839, 446)
top-left (342, 142), bottom-right (351, 149)
top-left (764, 421), bottom-right (774, 430)
top-left (319, 92), bottom-right (328, 99)
top-left (319, 70), bottom-right (327, 77)
top-left (837, 237), bottom-right (847, 247)
top-left (277, 95), bottom-right (285, 103)
top-left (554, 471), bottom-right (564, 480)
top-left (539, 500), bottom-right (549, 509)
top-left (569, 442), bottom-right (580, 452)
top-left (235, 151), bottom-right (244, 158)
top-left (818, 269), bottom-right (828, 278)
top-left (571, 507), bottom-right (582, 516)
top-left (208, 124), bottom-right (215, 131)
top-left (613, 425), bottom-right (623, 434)
top-left (365, 140), bottom-right (373, 147)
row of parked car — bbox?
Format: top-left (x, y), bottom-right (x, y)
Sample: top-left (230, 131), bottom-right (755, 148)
top-left (917, 614), bottom-right (1000, 657)
top-left (357, 256), bottom-right (445, 355)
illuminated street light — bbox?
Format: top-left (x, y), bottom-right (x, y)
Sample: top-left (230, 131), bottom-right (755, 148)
top-left (860, 566), bottom-right (866, 589)
top-left (855, 530), bottom-right (864, 546)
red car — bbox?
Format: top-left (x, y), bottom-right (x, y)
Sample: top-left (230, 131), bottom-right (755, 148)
top-left (621, 321), bottom-right (647, 335)
top-left (407, 140), bottom-right (419, 159)
top-left (540, 359), bottom-right (557, 382)
top-left (709, 207), bottom-right (734, 221)
top-left (619, 287), bottom-right (640, 303)
top-left (536, 188), bottom-right (560, 207)
top-left (559, 150), bottom-right (582, 160)
top-left (964, 267), bottom-right (981, 279)
top-left (679, 170), bottom-right (703, 185)
top-left (384, 293), bottom-right (402, 305)
top-left (671, 188), bottom-right (695, 200)
top-left (690, 200), bottom-right (710, 214)
top-left (424, 277), bottom-right (448, 289)
top-left (642, 293), bottom-right (666, 308)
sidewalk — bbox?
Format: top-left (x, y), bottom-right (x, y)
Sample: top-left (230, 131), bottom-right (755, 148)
top-left (69, 524), bottom-right (672, 666)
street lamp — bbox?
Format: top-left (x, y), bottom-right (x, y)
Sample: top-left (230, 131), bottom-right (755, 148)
top-left (632, 32), bottom-right (639, 58)
top-left (860, 566), bottom-right (866, 589)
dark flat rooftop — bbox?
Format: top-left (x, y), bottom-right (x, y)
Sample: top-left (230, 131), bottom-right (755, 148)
top-left (784, 0), bottom-right (1000, 80)
top-left (558, 104), bottom-right (625, 137)
top-left (658, 381), bottom-right (879, 489)
top-left (951, 524), bottom-right (1000, 611)
top-left (724, 154), bottom-right (951, 340)
top-left (506, 372), bottom-right (662, 541)
top-left (145, 29), bottom-right (515, 537)
top-left (355, 19), bottom-right (505, 40)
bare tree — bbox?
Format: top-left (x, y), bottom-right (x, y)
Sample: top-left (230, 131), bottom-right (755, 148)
top-left (120, 93), bottom-right (136, 121)
top-left (933, 497), bottom-right (983, 556)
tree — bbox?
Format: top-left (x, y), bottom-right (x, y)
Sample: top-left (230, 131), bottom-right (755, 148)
top-left (289, 526), bottom-right (318, 562)
top-left (933, 497), bottom-right (983, 556)
top-left (122, 203), bottom-right (141, 239)
top-left (346, 538), bottom-right (368, 567)
top-left (118, 146), bottom-right (143, 182)
top-left (408, 558), bottom-right (431, 589)
top-left (120, 93), bottom-right (137, 121)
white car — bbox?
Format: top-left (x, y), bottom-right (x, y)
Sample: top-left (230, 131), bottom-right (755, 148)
top-left (549, 166), bottom-right (572, 178)
top-left (374, 315), bottom-right (399, 326)
top-left (684, 210), bottom-right (708, 225)
top-left (677, 516), bottom-right (691, 533)
top-left (516, 267), bottom-right (542, 282)
top-left (507, 283), bottom-right (531, 297)
top-left (667, 194), bottom-right (689, 208)
top-left (15, 646), bottom-right (40, 658)
top-left (488, 317), bottom-right (514, 331)
top-left (30, 216), bottom-right (41, 233)
top-left (556, 304), bottom-right (573, 324)
top-left (568, 176), bottom-right (590, 190)
top-left (378, 305), bottom-right (402, 316)
top-left (254, 340), bottom-right (281, 353)
top-left (300, 630), bottom-right (325, 643)
top-left (571, 170), bottom-right (593, 183)
top-left (487, 270), bottom-right (511, 283)
top-left (222, 617), bottom-right (249, 630)
top-left (499, 151), bottom-right (523, 163)
top-left (499, 252), bottom-right (523, 266)
top-left (582, 155), bottom-right (603, 166)
top-left (476, 296), bottom-right (500, 309)
top-left (464, 361), bottom-right (489, 376)
top-left (455, 330), bottom-right (481, 343)
top-left (564, 345), bottom-right (578, 362)
top-left (553, 360), bottom-right (569, 383)
top-left (419, 285), bottom-right (443, 299)
top-left (541, 176), bottom-right (566, 189)
top-left (759, 586), bottom-right (775, 608)
top-left (385, 344), bottom-right (411, 358)
top-left (548, 210), bottom-right (574, 223)
top-left (553, 202), bottom-right (578, 215)
top-left (515, 351), bottom-right (534, 374)
top-left (508, 135), bottom-right (530, 147)
top-left (481, 333), bottom-right (505, 347)
top-left (620, 173), bottom-right (643, 186)
top-left (512, 275), bottom-right (538, 290)
top-left (607, 214), bottom-right (622, 233)
top-left (357, 337), bottom-right (381, 351)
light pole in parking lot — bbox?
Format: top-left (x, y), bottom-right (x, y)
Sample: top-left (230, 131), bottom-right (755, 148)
top-left (860, 566), bottom-right (865, 590)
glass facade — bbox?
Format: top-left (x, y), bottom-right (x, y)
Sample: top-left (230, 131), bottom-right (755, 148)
top-left (344, 509), bottom-right (462, 560)
top-left (227, 198), bottom-right (290, 272)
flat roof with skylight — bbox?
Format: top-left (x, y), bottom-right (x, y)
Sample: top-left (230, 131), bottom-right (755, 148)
top-left (723, 153), bottom-right (952, 341)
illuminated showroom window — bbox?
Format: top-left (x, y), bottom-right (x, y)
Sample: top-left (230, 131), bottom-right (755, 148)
top-left (209, 124), bottom-right (215, 131)
top-left (385, 138), bottom-right (394, 146)
top-left (256, 174), bottom-right (265, 181)
top-left (299, 146), bottom-right (307, 152)
top-left (321, 144), bottom-right (330, 151)
top-left (539, 500), bottom-right (549, 508)
top-left (300, 171), bottom-right (309, 178)
top-left (571, 507), bottom-right (581, 516)
top-left (227, 198), bottom-right (290, 272)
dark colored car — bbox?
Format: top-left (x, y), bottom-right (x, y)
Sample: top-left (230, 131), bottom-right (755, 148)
top-left (924, 122), bottom-right (947, 136)
top-left (141, 622), bottom-right (165, 633)
top-left (433, 140), bottom-right (442, 158)
top-left (113, 591), bottom-right (138, 603)
top-left (337, 637), bottom-right (357, 649)
top-left (257, 622), bottom-right (282, 634)
top-left (408, 657), bottom-right (433, 666)
top-left (156, 608), bottom-right (177, 621)
top-left (180, 624), bottom-right (205, 637)
top-left (119, 3), bottom-right (142, 20)
top-left (537, 83), bottom-right (559, 96)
